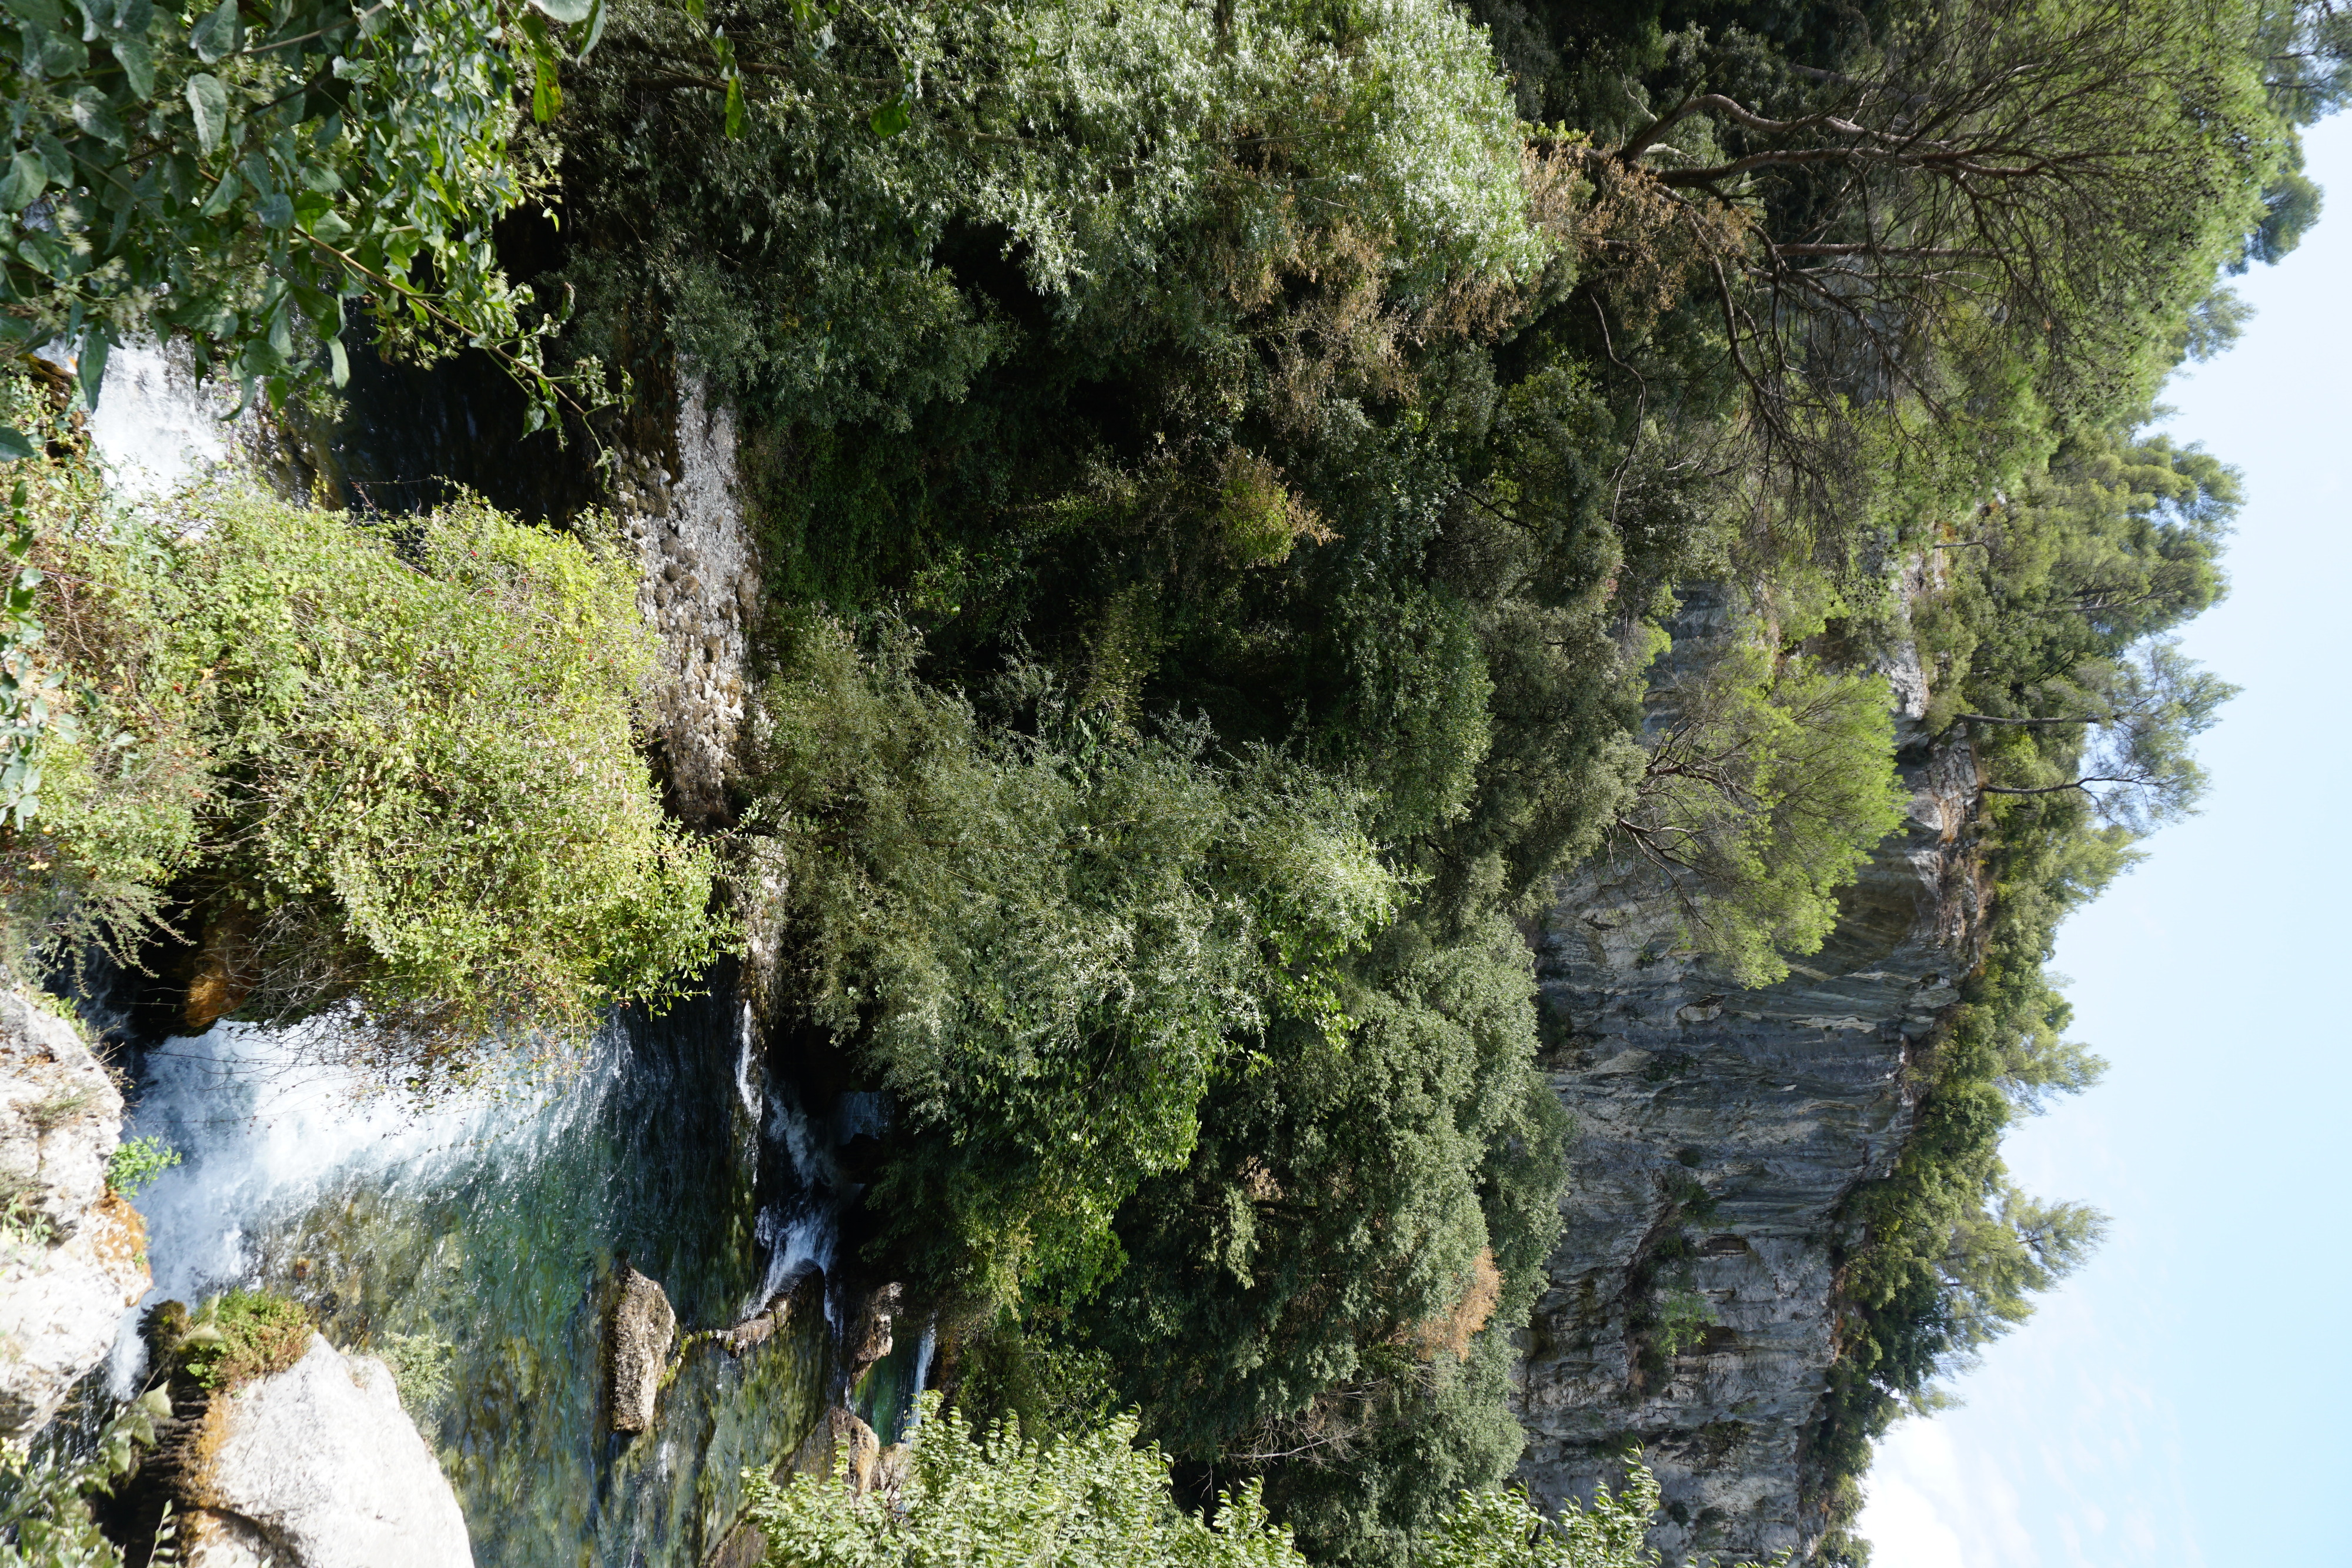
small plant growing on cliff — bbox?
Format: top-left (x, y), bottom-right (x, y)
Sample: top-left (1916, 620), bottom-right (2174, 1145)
top-left (105, 1136), bottom-right (179, 1199)
top-left (166, 1290), bottom-right (313, 1393)
top-left (1655, 1288), bottom-right (1714, 1356)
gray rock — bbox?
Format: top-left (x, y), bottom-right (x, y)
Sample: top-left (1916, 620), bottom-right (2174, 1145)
top-left (0, 988), bottom-right (151, 1437)
top-left (622, 376), bottom-right (760, 827)
top-left (192, 1333), bottom-right (473, 1568)
top-left (609, 1265), bottom-right (675, 1434)
top-left (847, 1282), bottom-right (901, 1386)
top-left (1512, 586), bottom-right (1986, 1563)
top-left (0, 988), bottom-right (118, 1238)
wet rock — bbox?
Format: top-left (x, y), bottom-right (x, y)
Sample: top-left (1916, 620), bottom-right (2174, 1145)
top-left (179, 1506), bottom-right (274, 1567)
top-left (847, 1282), bottom-right (902, 1386)
top-left (609, 1265), bottom-right (676, 1434)
top-left (789, 1406), bottom-right (882, 1492)
top-left (722, 1265), bottom-right (821, 1358)
top-left (185, 1333), bottom-right (472, 1568)
top-left (0, 989), bottom-right (151, 1437)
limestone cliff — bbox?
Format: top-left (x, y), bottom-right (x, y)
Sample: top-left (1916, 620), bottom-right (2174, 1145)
top-left (1512, 588), bottom-right (1983, 1564)
top-left (0, 987), bottom-right (150, 1439)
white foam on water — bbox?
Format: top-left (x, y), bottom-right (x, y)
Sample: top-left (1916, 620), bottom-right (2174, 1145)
top-left (907, 1323), bottom-right (937, 1430)
top-left (81, 339), bottom-right (239, 499)
top-left (122, 1017), bottom-right (613, 1309)
top-left (747, 1089), bottom-right (841, 1320)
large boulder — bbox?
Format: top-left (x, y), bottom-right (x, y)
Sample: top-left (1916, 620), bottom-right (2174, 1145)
top-left (182, 1332), bottom-right (472, 1568)
top-left (0, 988), bottom-right (151, 1437)
top-left (608, 1264), bottom-right (676, 1434)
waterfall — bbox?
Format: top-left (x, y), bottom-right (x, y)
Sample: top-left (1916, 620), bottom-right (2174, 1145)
top-left (114, 971), bottom-right (841, 1566)
top-left (69, 343), bottom-right (893, 1561)
top-left (79, 338), bottom-right (240, 499)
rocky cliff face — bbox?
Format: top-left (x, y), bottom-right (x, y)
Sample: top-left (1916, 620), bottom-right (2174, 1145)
top-left (1512, 586), bottom-right (1983, 1564)
top-left (615, 376), bottom-right (762, 828)
top-left (0, 987), bottom-right (150, 1439)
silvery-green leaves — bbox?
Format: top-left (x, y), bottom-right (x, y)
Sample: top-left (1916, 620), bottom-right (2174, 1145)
top-left (186, 73), bottom-right (228, 152)
top-left (187, 0), bottom-right (238, 62)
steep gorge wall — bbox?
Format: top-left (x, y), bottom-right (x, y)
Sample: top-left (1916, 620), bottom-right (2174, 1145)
top-left (1512, 589), bottom-right (1986, 1564)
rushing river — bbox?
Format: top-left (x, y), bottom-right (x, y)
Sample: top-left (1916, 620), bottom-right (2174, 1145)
top-left (110, 965), bottom-right (913, 1564)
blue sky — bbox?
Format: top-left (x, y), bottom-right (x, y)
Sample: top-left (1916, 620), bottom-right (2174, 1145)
top-left (1855, 112), bottom-right (2352, 1567)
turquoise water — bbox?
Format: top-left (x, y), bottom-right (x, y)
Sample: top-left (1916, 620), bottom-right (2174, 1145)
top-left (123, 967), bottom-right (859, 1565)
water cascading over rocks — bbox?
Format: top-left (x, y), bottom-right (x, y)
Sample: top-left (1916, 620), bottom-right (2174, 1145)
top-left (1512, 581), bottom-right (1986, 1564)
top-left (65, 348), bottom-right (920, 1566)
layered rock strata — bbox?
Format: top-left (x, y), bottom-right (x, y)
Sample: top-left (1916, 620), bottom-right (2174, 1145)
top-left (1512, 591), bottom-right (1984, 1564)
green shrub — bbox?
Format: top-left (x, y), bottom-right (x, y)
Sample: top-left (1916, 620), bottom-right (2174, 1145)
top-left (104, 1137), bottom-right (179, 1199)
top-left (0, 418), bottom-right (728, 1079)
top-left (0, 1394), bottom-right (168, 1567)
top-left (1654, 1290), bottom-right (1713, 1358)
top-left (171, 1290), bottom-right (313, 1393)
top-left (745, 1393), bottom-right (1764, 1568)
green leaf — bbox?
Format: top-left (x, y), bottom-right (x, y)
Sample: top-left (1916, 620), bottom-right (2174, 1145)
top-left (328, 335), bottom-right (348, 387)
top-left (70, 86), bottom-right (126, 145)
top-left (527, 0), bottom-right (591, 21)
top-left (39, 31), bottom-right (89, 75)
top-left (0, 427), bottom-right (36, 463)
top-left (188, 0), bottom-right (237, 62)
top-left (186, 73), bottom-right (228, 152)
top-left (1, 0), bottom-right (66, 31)
top-left (1, 152), bottom-right (46, 213)
top-left (870, 91), bottom-right (911, 138)
top-left (113, 33), bottom-right (154, 98)
top-left (724, 72), bottom-right (746, 138)
top-left (197, 166), bottom-right (240, 217)
top-left (34, 136), bottom-right (71, 186)
top-left (532, 51), bottom-right (561, 123)
top-left (78, 329), bottom-right (109, 409)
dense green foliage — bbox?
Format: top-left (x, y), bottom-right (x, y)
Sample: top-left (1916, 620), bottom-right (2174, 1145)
top-left (0, 0), bottom-right (610, 440)
top-left (529, 0), bottom-right (2311, 1556)
top-left (1, 0), bottom-right (2324, 1554)
top-left (744, 1393), bottom-right (1750, 1568)
top-left (741, 618), bottom-right (1399, 1299)
top-left (0, 378), bottom-right (724, 1071)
